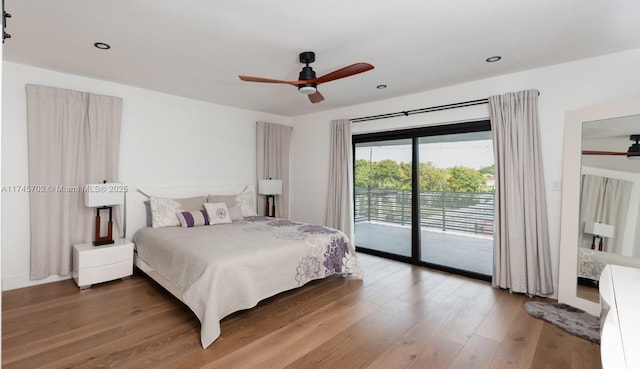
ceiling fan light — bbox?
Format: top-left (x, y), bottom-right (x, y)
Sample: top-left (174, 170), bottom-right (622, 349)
top-left (298, 85), bottom-right (317, 95)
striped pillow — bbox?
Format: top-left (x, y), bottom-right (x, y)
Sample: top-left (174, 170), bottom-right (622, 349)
top-left (176, 210), bottom-right (210, 228)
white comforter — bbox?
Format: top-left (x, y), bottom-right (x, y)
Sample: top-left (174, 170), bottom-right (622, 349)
top-left (134, 216), bottom-right (362, 348)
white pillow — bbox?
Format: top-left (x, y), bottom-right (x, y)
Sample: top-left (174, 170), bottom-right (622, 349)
top-left (149, 197), bottom-right (181, 228)
top-left (206, 194), bottom-right (244, 221)
top-left (235, 190), bottom-right (257, 217)
top-left (204, 202), bottom-right (232, 225)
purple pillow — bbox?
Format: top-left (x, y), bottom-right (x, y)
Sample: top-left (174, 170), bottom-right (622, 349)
top-left (176, 210), bottom-right (210, 228)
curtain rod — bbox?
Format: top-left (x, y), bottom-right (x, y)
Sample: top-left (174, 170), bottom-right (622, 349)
top-left (350, 98), bottom-right (488, 123)
top-left (350, 90), bottom-right (540, 123)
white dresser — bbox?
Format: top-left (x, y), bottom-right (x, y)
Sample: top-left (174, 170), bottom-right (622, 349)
top-left (599, 264), bottom-right (640, 369)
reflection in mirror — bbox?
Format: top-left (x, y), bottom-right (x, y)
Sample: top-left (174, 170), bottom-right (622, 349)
top-left (576, 115), bottom-right (640, 302)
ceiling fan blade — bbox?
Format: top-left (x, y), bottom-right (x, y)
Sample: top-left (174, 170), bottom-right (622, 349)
top-left (582, 150), bottom-right (630, 156)
top-left (315, 63), bottom-right (374, 85)
top-left (238, 75), bottom-right (300, 86)
top-left (308, 91), bottom-right (324, 104)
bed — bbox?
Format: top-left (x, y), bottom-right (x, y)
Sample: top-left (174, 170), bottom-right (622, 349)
top-left (129, 185), bottom-right (362, 348)
top-left (578, 247), bottom-right (640, 282)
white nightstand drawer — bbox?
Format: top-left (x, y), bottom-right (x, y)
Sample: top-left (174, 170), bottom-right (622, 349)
top-left (76, 260), bottom-right (132, 287)
top-left (77, 243), bottom-right (133, 268)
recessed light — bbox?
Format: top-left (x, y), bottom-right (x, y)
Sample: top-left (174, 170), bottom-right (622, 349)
top-left (376, 84), bottom-right (387, 89)
top-left (94, 42), bottom-right (111, 50)
top-left (486, 56), bottom-right (501, 63)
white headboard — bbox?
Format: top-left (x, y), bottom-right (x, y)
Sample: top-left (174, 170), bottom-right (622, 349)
top-left (126, 184), bottom-right (256, 238)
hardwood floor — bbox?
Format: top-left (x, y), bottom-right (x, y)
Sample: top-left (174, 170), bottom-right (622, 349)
top-left (2, 253), bottom-right (601, 369)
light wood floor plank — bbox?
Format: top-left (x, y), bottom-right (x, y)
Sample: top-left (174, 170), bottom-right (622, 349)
top-left (530, 322), bottom-right (601, 369)
top-left (448, 334), bottom-right (501, 369)
top-left (489, 299), bottom-right (545, 369)
top-left (365, 293), bottom-right (467, 369)
top-left (474, 289), bottom-right (525, 342)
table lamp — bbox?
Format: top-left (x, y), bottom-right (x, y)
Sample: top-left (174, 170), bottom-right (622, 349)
top-left (85, 182), bottom-right (125, 246)
top-left (584, 221), bottom-right (615, 251)
top-left (258, 179), bottom-right (282, 217)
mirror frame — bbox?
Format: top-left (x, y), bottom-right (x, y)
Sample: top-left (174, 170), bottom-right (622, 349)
top-left (558, 97), bottom-right (640, 316)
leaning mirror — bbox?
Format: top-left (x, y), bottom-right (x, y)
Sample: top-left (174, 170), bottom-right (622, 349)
top-left (558, 98), bottom-right (640, 316)
top-left (576, 116), bottom-right (640, 303)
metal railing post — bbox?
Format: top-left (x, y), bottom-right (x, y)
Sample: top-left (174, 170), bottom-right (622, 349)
top-left (400, 190), bottom-right (405, 226)
top-left (367, 188), bottom-right (371, 222)
top-left (441, 191), bottom-right (446, 231)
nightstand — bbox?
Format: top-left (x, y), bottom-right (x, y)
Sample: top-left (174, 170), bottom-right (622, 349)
top-left (72, 238), bottom-right (134, 290)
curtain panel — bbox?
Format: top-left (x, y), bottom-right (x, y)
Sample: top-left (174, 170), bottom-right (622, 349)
top-left (580, 174), bottom-right (632, 254)
top-left (489, 89), bottom-right (554, 296)
top-left (256, 121), bottom-right (292, 218)
top-left (325, 119), bottom-right (354, 241)
top-left (26, 84), bottom-right (123, 280)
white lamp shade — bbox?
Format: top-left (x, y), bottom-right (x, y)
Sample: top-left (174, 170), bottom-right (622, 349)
top-left (258, 179), bottom-right (282, 195)
top-left (84, 183), bottom-right (125, 207)
top-left (584, 221), bottom-right (615, 238)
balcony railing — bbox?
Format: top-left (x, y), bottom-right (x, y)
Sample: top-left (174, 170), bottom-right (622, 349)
top-left (355, 188), bottom-right (494, 235)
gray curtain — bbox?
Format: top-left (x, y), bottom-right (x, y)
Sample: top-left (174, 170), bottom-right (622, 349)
top-left (326, 119), bottom-right (354, 241)
top-left (26, 84), bottom-right (123, 280)
top-left (489, 89), bottom-right (553, 296)
top-left (256, 121), bottom-right (292, 218)
top-left (580, 174), bottom-right (632, 254)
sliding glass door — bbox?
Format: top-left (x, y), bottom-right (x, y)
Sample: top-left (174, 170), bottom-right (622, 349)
top-left (354, 139), bottom-right (413, 257)
top-left (353, 121), bottom-right (495, 279)
top-left (417, 131), bottom-right (494, 276)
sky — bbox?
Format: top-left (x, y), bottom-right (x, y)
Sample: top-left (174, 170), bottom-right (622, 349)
top-left (355, 139), bottom-right (494, 169)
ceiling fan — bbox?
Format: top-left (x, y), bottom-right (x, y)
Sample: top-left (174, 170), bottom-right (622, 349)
top-left (582, 134), bottom-right (640, 159)
top-left (238, 51), bottom-right (374, 104)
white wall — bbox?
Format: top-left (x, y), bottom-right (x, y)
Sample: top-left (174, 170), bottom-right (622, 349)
top-left (1, 62), bottom-right (291, 290)
top-left (290, 48), bottom-right (640, 298)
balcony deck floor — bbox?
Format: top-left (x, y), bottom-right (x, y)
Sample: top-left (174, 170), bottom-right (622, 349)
top-left (354, 221), bottom-right (493, 276)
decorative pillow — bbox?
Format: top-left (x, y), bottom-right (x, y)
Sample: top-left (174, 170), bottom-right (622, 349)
top-left (207, 193), bottom-right (252, 220)
top-left (236, 190), bottom-right (257, 217)
top-left (204, 202), bottom-right (232, 225)
top-left (176, 210), bottom-right (210, 228)
top-left (149, 195), bottom-right (207, 228)
top-left (150, 197), bottom-right (181, 228)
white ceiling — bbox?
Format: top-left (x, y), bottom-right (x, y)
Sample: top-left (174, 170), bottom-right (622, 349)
top-left (4, 1), bottom-right (640, 117)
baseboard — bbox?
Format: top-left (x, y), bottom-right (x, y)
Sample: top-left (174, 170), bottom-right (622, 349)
top-left (2, 273), bottom-right (72, 291)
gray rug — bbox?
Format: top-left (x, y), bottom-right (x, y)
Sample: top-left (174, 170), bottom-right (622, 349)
top-left (523, 301), bottom-right (600, 344)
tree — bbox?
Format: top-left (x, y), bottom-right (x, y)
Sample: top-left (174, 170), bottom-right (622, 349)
top-left (396, 162), bottom-right (412, 190)
top-left (446, 166), bottom-right (486, 192)
top-left (479, 164), bottom-right (495, 176)
top-left (419, 162), bottom-right (449, 191)
top-left (371, 159), bottom-right (402, 189)
top-left (355, 159), bottom-right (372, 188)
